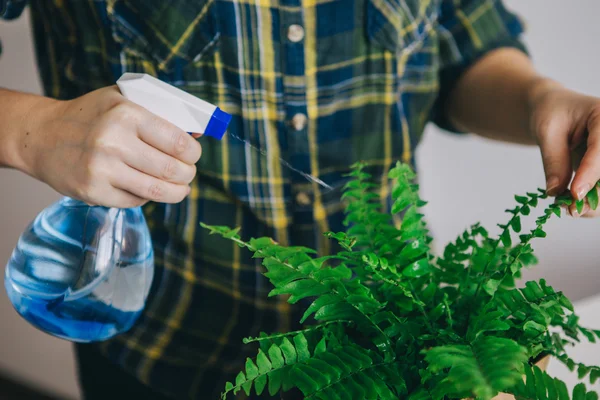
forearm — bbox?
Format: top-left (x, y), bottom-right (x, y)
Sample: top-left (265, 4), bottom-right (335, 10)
top-left (0, 88), bottom-right (52, 173)
top-left (445, 48), bottom-right (558, 145)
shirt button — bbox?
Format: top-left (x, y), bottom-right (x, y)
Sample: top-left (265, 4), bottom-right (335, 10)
top-left (287, 24), bottom-right (305, 43)
top-left (291, 113), bottom-right (307, 131)
top-left (296, 192), bottom-right (311, 206)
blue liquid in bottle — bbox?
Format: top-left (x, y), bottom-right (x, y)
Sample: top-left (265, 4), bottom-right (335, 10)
top-left (4, 198), bottom-right (154, 342)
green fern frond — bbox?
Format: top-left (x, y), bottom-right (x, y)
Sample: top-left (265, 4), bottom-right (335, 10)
top-left (509, 365), bottom-right (598, 400)
top-left (495, 280), bottom-right (573, 336)
top-left (424, 336), bottom-right (529, 400)
top-left (223, 331), bottom-right (402, 400)
top-left (554, 354), bottom-right (600, 387)
top-left (469, 190), bottom-right (552, 299)
top-left (201, 223), bottom-right (396, 358)
top-left (291, 346), bottom-right (402, 399)
top-left (222, 332), bottom-right (314, 398)
top-left (342, 162), bottom-right (396, 252)
top-left (466, 307), bottom-right (510, 341)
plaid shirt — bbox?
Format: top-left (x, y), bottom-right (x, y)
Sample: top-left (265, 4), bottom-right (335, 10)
top-left (2, 0), bottom-right (527, 398)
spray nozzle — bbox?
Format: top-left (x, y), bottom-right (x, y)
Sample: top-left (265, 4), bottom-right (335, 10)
top-left (116, 73), bottom-right (231, 140)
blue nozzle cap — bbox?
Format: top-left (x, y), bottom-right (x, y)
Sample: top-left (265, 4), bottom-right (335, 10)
top-left (204, 107), bottom-right (232, 140)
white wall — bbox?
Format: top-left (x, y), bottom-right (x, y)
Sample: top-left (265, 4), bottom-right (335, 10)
top-left (0, 1), bottom-right (598, 398)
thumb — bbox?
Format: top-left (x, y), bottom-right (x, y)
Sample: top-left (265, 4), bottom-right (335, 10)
top-left (570, 113), bottom-right (600, 201)
top-left (536, 121), bottom-right (573, 197)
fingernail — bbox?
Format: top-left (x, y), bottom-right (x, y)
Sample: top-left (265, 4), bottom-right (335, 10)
top-left (576, 184), bottom-right (591, 200)
top-left (546, 177), bottom-right (559, 195)
top-left (581, 204), bottom-right (590, 216)
top-left (571, 203), bottom-right (589, 218)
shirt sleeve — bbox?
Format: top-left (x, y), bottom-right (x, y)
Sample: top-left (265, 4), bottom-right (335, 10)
top-left (429, 0), bottom-right (529, 133)
top-left (1, 0), bottom-right (27, 20)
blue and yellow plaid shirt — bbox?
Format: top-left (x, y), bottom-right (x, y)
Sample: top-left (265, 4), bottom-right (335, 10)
top-left (2, 0), bottom-right (527, 398)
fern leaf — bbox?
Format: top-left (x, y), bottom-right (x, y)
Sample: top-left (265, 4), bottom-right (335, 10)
top-left (494, 280), bottom-right (572, 342)
top-left (586, 187), bottom-right (599, 211)
top-left (202, 224), bottom-right (396, 360)
top-left (291, 345), bottom-right (401, 399)
top-left (222, 332), bottom-right (325, 398)
top-left (509, 365), bottom-right (599, 400)
top-left (555, 354), bottom-right (600, 387)
top-left (424, 336), bottom-right (529, 400)
top-left (467, 309), bottom-right (511, 341)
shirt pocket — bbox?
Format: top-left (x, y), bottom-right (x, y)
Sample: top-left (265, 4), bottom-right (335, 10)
top-left (366, 0), bottom-right (439, 57)
top-left (106, 0), bottom-right (221, 73)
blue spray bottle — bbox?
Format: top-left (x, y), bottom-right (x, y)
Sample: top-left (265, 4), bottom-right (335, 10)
top-left (4, 73), bottom-right (231, 342)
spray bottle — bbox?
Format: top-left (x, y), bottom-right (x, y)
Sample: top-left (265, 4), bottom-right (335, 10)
top-left (4, 73), bottom-right (231, 342)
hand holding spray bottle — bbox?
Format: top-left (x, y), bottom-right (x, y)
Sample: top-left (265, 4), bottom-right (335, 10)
top-left (4, 73), bottom-right (232, 342)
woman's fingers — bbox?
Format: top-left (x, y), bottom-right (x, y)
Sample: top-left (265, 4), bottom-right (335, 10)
top-left (137, 113), bottom-right (202, 165)
top-left (112, 164), bottom-right (191, 204)
top-left (123, 139), bottom-right (196, 185)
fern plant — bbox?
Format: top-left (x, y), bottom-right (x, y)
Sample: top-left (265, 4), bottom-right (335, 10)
top-left (202, 161), bottom-right (600, 400)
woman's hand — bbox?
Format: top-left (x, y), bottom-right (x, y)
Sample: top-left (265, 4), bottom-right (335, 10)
top-left (529, 79), bottom-right (600, 217)
top-left (16, 86), bottom-right (202, 208)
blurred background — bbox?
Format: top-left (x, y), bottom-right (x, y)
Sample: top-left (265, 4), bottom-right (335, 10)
top-left (0, 1), bottom-right (599, 399)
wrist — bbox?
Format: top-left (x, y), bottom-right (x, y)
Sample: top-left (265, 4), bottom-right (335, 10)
top-left (526, 76), bottom-right (563, 110)
top-left (525, 77), bottom-right (563, 142)
top-left (1, 91), bottom-right (63, 177)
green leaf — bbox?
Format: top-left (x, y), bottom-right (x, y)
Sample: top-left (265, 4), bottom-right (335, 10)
top-left (523, 320), bottom-right (546, 338)
top-left (301, 295), bottom-right (342, 324)
top-left (578, 365), bottom-right (592, 379)
top-left (254, 374), bottom-right (267, 396)
top-left (315, 337), bottom-right (327, 354)
top-left (511, 216), bottom-right (522, 233)
top-left (402, 258), bottom-right (431, 278)
top-left (235, 372), bottom-right (246, 386)
top-left (291, 364), bottom-right (321, 394)
top-left (257, 349), bottom-right (272, 374)
top-left (533, 228), bottom-right (547, 238)
top-left (576, 199), bottom-right (585, 215)
top-left (294, 334), bottom-right (310, 362)
top-left (483, 279), bottom-right (502, 296)
top-left (501, 230), bottom-right (512, 247)
top-left (241, 380), bottom-right (252, 396)
top-left (280, 338), bottom-right (297, 364)
top-left (392, 194), bottom-right (412, 214)
top-left (468, 310), bottom-right (510, 340)
top-left (425, 336), bottom-right (528, 400)
top-left (588, 188), bottom-right (600, 211)
top-left (269, 280), bottom-right (331, 304)
top-left (510, 365), bottom-right (600, 400)
top-left (574, 383), bottom-right (587, 400)
top-left (400, 239), bottom-right (429, 260)
top-left (244, 358), bottom-right (260, 391)
top-left (591, 368), bottom-right (600, 384)
top-left (551, 205), bottom-right (562, 217)
top-left (268, 370), bottom-right (283, 396)
top-left (268, 344), bottom-right (285, 369)
top-left (515, 195), bottom-right (529, 204)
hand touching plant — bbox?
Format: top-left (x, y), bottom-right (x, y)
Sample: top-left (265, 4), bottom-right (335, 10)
top-left (529, 79), bottom-right (600, 217)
